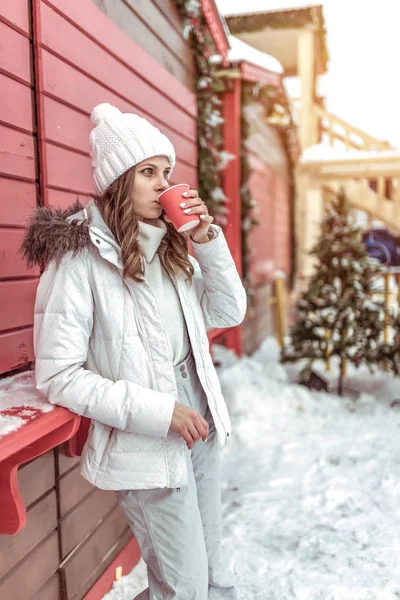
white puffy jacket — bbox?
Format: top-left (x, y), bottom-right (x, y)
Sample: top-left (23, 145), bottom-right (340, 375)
top-left (28, 200), bottom-right (246, 490)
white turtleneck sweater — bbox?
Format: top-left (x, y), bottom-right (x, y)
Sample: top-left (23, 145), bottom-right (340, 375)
top-left (138, 219), bottom-right (190, 365)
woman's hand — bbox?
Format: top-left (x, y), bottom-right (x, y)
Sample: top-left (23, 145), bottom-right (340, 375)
top-left (180, 189), bottom-right (214, 243)
top-left (169, 402), bottom-right (209, 449)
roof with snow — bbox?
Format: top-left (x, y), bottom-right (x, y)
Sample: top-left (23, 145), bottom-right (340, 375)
top-left (299, 143), bottom-right (400, 180)
top-left (222, 4), bottom-right (329, 77)
top-left (301, 144), bottom-right (400, 165)
top-left (228, 35), bottom-right (284, 74)
top-left (218, 0), bottom-right (322, 15)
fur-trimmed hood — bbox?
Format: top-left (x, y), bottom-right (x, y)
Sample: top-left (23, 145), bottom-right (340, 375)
top-left (21, 199), bottom-right (169, 272)
top-left (21, 201), bottom-right (94, 271)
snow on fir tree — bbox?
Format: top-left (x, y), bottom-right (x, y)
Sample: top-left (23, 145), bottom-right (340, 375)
top-left (282, 190), bottom-right (386, 395)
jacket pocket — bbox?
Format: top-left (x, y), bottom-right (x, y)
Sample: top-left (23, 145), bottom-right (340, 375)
top-left (105, 427), bottom-right (116, 455)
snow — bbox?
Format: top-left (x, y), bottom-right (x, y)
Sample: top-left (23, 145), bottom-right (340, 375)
top-left (102, 337), bottom-right (400, 599)
top-left (228, 35), bottom-right (284, 74)
top-left (301, 143), bottom-right (400, 164)
top-left (0, 370), bottom-right (53, 438)
top-left (216, 0), bottom-right (319, 17)
top-left (101, 559), bottom-right (148, 600)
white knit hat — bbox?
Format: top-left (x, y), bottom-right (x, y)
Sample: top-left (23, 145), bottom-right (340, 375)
top-left (89, 103), bottom-right (176, 195)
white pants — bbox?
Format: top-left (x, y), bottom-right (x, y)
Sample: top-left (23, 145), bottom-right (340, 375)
top-left (116, 352), bottom-right (237, 599)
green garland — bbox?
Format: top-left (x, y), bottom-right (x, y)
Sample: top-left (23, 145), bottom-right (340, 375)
top-left (173, 0), bottom-right (231, 226)
top-left (173, 2), bottom-right (298, 295)
top-left (241, 82), bottom-right (298, 292)
top-left (173, 0), bottom-right (260, 291)
top-left (240, 82), bottom-right (260, 295)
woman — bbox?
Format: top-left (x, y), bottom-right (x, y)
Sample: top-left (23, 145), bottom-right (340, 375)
top-left (22, 103), bottom-right (246, 599)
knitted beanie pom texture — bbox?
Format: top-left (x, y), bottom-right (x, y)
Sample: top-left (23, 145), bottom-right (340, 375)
top-left (89, 103), bottom-right (176, 195)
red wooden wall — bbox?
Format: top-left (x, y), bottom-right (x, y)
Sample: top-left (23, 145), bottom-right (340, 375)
top-left (91, 0), bottom-right (196, 89)
top-left (34, 0), bottom-right (198, 209)
top-left (0, 0), bottom-right (38, 374)
top-left (0, 0), bottom-right (198, 377)
top-left (248, 150), bottom-right (291, 285)
top-left (273, 174), bottom-right (291, 274)
top-left (0, 0), bottom-right (199, 597)
top-left (242, 148), bottom-right (292, 354)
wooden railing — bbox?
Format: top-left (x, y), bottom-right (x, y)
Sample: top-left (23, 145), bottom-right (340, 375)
top-left (310, 105), bottom-right (397, 208)
top-left (313, 105), bottom-right (392, 151)
top-left (323, 180), bottom-right (400, 232)
top-left (292, 99), bottom-right (400, 223)
top-left (290, 99), bottom-right (392, 151)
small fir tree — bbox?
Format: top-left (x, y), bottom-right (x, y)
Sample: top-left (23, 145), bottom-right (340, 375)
top-left (282, 190), bottom-right (386, 395)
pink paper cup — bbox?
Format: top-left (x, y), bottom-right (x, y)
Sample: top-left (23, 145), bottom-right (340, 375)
top-left (157, 184), bottom-right (200, 233)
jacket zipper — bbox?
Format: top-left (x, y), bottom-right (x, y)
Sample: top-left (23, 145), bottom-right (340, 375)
top-left (126, 281), bottom-right (156, 382)
top-left (181, 283), bottom-right (227, 440)
top-left (125, 280), bottom-right (172, 487)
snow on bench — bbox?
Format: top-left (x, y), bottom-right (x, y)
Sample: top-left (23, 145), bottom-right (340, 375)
top-left (0, 370), bottom-right (53, 439)
top-left (0, 370), bottom-right (80, 535)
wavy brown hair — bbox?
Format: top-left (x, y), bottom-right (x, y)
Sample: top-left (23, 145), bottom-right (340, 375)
top-left (94, 167), bottom-right (194, 283)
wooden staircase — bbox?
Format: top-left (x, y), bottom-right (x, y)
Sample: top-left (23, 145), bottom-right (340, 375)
top-left (299, 104), bottom-right (400, 229)
top-left (293, 103), bottom-right (400, 277)
top-left (313, 105), bottom-right (391, 151)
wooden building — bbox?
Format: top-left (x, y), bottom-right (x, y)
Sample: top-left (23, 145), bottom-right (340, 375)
top-left (0, 1), bottom-right (298, 598)
top-left (242, 83), bottom-right (298, 353)
top-left (217, 36), bottom-right (299, 354)
top-left (226, 4), bottom-right (400, 281)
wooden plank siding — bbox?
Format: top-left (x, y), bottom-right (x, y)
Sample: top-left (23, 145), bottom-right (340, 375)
top-left (0, 0), bottom-right (30, 36)
top-left (151, 0), bottom-right (185, 32)
top-left (0, 178), bottom-right (37, 226)
top-left (0, 23), bottom-right (32, 87)
top-left (0, 7), bottom-right (38, 374)
top-left (18, 450), bottom-right (56, 507)
top-left (0, 447), bottom-right (133, 599)
top-left (34, 0), bottom-right (198, 208)
top-left (247, 152), bottom-right (275, 286)
top-left (0, 532), bottom-right (60, 599)
top-left (248, 157), bottom-right (291, 279)
top-left (59, 462), bottom-right (95, 516)
top-left (31, 574), bottom-right (62, 600)
top-left (61, 513), bottom-right (131, 600)
top-left (56, 458), bottom-right (132, 600)
top-left (91, 0), bottom-right (196, 89)
top-left (274, 175), bottom-right (291, 274)
top-left (243, 143), bottom-right (292, 354)
top-left (0, 451), bottom-right (58, 597)
top-left (58, 448), bottom-right (80, 474)
top-left (0, 280), bottom-right (37, 331)
top-left (242, 283), bottom-right (277, 354)
top-left (61, 487), bottom-right (119, 557)
top-left (47, 0), bottom-right (196, 112)
top-left (0, 491), bottom-right (58, 580)
top-left (0, 125), bottom-right (36, 182)
top-left (0, 328), bottom-right (34, 374)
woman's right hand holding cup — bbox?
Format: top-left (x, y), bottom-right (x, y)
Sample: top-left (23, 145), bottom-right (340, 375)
top-left (169, 402), bottom-right (209, 449)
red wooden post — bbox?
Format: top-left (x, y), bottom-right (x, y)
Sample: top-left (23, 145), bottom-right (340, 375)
top-left (222, 78), bottom-right (243, 356)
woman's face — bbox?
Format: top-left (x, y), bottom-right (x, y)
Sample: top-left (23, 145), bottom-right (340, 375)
top-left (132, 156), bottom-right (171, 220)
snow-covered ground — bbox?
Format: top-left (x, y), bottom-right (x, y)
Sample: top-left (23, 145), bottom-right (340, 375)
top-left (102, 338), bottom-right (400, 600)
